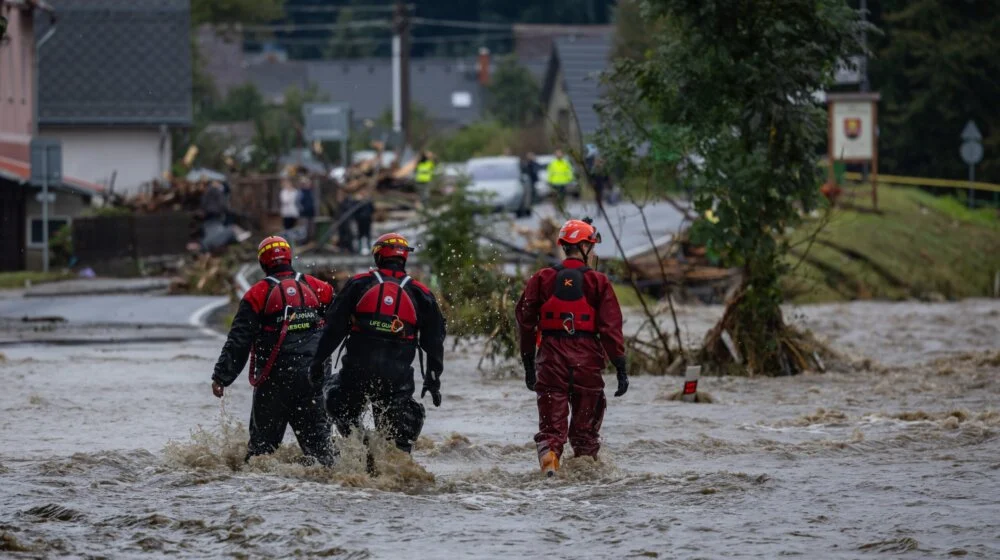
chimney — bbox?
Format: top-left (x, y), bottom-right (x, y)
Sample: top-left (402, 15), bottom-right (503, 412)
top-left (477, 47), bottom-right (490, 86)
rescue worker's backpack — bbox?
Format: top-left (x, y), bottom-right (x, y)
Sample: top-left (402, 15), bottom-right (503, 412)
top-left (352, 270), bottom-right (418, 341)
top-left (250, 273), bottom-right (324, 386)
top-left (539, 265), bottom-right (597, 337)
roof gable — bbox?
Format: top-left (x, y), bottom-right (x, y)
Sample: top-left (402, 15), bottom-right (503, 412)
top-left (553, 34), bottom-right (612, 139)
top-left (37, 0), bottom-right (193, 126)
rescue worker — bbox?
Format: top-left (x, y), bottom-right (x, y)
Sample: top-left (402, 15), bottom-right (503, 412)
top-left (309, 233), bottom-right (446, 454)
top-left (211, 236), bottom-right (336, 466)
top-left (414, 151), bottom-right (437, 189)
top-left (546, 149), bottom-right (575, 206)
top-left (516, 218), bottom-right (629, 476)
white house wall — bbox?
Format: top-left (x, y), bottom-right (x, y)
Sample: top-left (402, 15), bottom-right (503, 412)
top-left (40, 127), bottom-right (170, 194)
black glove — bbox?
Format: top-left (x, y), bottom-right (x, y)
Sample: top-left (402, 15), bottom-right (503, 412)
top-left (422, 370), bottom-right (442, 407)
top-left (612, 356), bottom-right (629, 397)
top-left (522, 353), bottom-right (537, 391)
top-left (309, 363), bottom-right (326, 390)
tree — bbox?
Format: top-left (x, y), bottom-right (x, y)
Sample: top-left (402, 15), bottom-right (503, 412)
top-left (870, 0), bottom-right (1000, 183)
top-left (325, 7), bottom-right (378, 59)
top-left (599, 0), bottom-right (862, 375)
top-left (191, 0), bottom-right (284, 27)
top-left (486, 57), bottom-right (542, 127)
top-left (611, 0), bottom-right (667, 62)
top-left (209, 83), bottom-right (266, 122)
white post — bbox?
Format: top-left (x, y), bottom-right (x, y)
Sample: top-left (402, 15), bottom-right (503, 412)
top-left (392, 35), bottom-right (402, 134)
top-left (682, 365), bottom-right (701, 402)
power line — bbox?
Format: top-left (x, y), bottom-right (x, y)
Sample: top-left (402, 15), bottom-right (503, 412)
top-left (410, 17), bottom-right (513, 31)
top-left (242, 21), bottom-right (391, 33)
top-left (243, 32), bottom-right (512, 47)
top-left (282, 4), bottom-right (415, 13)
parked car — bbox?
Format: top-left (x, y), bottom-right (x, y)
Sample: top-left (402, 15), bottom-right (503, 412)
top-left (534, 154), bottom-right (581, 199)
top-left (465, 156), bottom-right (532, 216)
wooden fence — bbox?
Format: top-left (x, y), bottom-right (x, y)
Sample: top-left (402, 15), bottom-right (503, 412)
top-left (73, 212), bottom-right (193, 264)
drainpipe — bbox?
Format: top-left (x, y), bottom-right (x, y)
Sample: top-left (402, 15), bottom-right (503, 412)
top-left (159, 123), bottom-right (168, 182)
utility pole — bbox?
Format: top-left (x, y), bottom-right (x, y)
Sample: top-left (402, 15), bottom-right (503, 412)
top-left (392, 2), bottom-right (411, 150)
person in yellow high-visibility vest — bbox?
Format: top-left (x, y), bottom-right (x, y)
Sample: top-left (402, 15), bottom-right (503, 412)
top-left (415, 151), bottom-right (437, 186)
top-left (546, 149), bottom-right (574, 205)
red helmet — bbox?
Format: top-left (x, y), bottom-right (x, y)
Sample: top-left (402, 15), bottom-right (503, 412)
top-left (372, 233), bottom-right (412, 264)
top-left (558, 218), bottom-right (601, 246)
top-left (258, 236), bottom-right (292, 269)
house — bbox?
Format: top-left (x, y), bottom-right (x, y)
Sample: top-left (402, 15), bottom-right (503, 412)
top-left (540, 34), bottom-right (613, 149)
top-left (515, 24), bottom-right (613, 84)
top-left (35, 0), bottom-right (193, 194)
top-left (0, 0), bottom-right (104, 271)
top-left (243, 57), bottom-right (487, 131)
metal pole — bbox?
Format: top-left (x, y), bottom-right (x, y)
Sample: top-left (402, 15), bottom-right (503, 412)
top-left (41, 148), bottom-right (49, 272)
top-left (391, 22), bottom-right (402, 134)
top-left (968, 164), bottom-right (975, 209)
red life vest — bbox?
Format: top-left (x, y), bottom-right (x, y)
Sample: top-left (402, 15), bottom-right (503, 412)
top-left (250, 273), bottom-right (324, 386)
top-left (539, 265), bottom-right (597, 337)
top-left (351, 270), bottom-right (418, 341)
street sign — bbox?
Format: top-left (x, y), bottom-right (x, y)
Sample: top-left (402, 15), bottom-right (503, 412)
top-left (30, 138), bottom-right (62, 185)
top-left (961, 141), bottom-right (984, 166)
top-left (303, 103), bottom-right (352, 142)
top-left (35, 192), bottom-right (56, 203)
top-left (960, 119), bottom-right (985, 208)
top-left (961, 120), bottom-right (983, 142)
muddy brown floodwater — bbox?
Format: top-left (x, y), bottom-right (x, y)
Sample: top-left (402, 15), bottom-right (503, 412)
top-left (1, 300), bottom-right (998, 558)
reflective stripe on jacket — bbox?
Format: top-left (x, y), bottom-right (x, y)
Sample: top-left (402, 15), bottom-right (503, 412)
top-left (415, 161), bottom-right (436, 184)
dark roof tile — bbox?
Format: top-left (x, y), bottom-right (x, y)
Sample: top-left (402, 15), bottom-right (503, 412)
top-left (37, 0), bottom-right (192, 125)
top-left (554, 34), bottom-right (611, 139)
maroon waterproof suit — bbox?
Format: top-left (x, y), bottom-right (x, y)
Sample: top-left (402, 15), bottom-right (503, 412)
top-left (516, 258), bottom-right (626, 459)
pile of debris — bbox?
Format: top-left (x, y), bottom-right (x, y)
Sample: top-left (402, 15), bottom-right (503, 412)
top-left (627, 234), bottom-right (739, 289)
top-left (513, 217), bottom-right (561, 257)
top-left (105, 178), bottom-right (213, 214)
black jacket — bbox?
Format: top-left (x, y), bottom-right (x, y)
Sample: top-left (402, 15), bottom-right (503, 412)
top-left (212, 268), bottom-right (334, 387)
top-left (310, 266), bottom-right (446, 380)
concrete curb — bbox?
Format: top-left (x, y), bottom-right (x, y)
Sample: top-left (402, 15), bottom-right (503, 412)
top-left (22, 278), bottom-right (173, 298)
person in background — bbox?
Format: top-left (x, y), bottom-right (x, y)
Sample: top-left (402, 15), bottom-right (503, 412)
top-left (298, 175), bottom-right (317, 243)
top-left (515, 218), bottom-right (629, 477)
top-left (546, 149), bottom-right (575, 208)
top-left (522, 152), bottom-right (541, 207)
top-left (211, 236), bottom-right (336, 466)
top-left (280, 179), bottom-right (300, 232)
top-left (414, 151), bottom-right (437, 190)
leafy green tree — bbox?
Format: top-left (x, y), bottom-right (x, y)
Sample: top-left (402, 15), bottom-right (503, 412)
top-left (209, 84), bottom-right (266, 121)
top-left (611, 0), bottom-right (666, 62)
top-left (486, 57), bottom-right (542, 127)
top-left (325, 7), bottom-right (378, 59)
top-left (191, 0), bottom-right (284, 27)
top-left (870, 0), bottom-right (1000, 182)
top-left (600, 0), bottom-right (861, 375)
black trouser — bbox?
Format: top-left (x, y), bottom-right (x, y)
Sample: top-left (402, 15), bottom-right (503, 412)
top-left (247, 366), bottom-right (335, 466)
top-left (324, 364), bottom-right (425, 453)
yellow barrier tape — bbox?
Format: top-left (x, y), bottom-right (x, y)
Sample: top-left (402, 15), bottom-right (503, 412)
top-left (844, 172), bottom-right (1000, 194)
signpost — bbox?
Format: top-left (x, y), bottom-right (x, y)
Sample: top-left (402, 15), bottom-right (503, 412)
top-left (960, 120), bottom-right (984, 208)
top-left (30, 138), bottom-right (62, 273)
top-left (303, 103), bottom-right (352, 166)
top-left (827, 92), bottom-right (881, 209)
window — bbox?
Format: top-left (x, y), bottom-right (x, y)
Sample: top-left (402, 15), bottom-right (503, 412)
top-left (28, 217), bottom-right (70, 248)
top-left (451, 91), bottom-right (472, 108)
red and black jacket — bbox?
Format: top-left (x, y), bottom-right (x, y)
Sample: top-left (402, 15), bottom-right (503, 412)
top-left (212, 268), bottom-right (334, 387)
top-left (516, 258), bottom-right (626, 366)
top-left (311, 265), bottom-right (446, 379)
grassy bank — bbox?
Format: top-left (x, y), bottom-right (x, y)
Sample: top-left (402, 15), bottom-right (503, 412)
top-left (0, 271), bottom-right (72, 290)
top-left (785, 186), bottom-right (1000, 303)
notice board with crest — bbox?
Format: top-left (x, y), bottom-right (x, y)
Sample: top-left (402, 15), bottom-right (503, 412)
top-left (827, 92), bottom-right (881, 208)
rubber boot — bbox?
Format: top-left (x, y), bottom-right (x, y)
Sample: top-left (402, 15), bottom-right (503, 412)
top-left (540, 451), bottom-right (560, 477)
